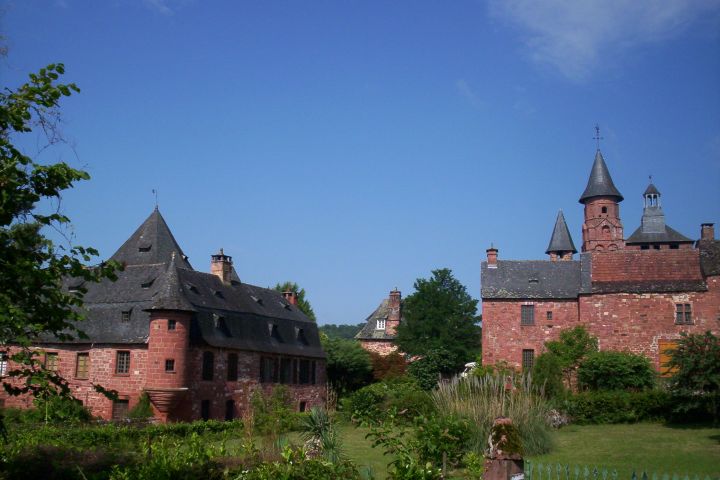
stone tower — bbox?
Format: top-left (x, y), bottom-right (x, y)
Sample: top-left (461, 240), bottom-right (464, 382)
top-left (579, 149), bottom-right (625, 252)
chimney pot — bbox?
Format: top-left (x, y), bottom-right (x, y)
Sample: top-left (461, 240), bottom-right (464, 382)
top-left (283, 290), bottom-right (298, 305)
top-left (701, 223), bottom-right (715, 241)
top-left (486, 246), bottom-right (498, 268)
top-left (210, 248), bottom-right (233, 284)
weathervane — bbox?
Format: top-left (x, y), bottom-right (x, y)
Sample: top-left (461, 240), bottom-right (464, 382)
top-left (152, 189), bottom-right (158, 209)
top-left (593, 124), bottom-right (604, 150)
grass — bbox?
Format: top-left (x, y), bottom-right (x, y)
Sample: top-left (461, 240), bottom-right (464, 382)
top-left (529, 423), bottom-right (720, 478)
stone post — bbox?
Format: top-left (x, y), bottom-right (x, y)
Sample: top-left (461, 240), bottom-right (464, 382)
top-left (484, 416), bottom-right (524, 480)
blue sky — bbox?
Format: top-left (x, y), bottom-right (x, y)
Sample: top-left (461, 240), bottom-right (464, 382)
top-left (3, 0), bottom-right (720, 324)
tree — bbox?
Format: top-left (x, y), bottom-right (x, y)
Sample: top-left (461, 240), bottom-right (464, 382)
top-left (665, 331), bottom-right (720, 422)
top-left (274, 281), bottom-right (316, 321)
top-left (545, 325), bottom-right (598, 385)
top-left (577, 350), bottom-right (655, 391)
top-left (319, 323), bottom-right (364, 340)
top-left (320, 334), bottom-right (373, 393)
top-left (395, 268), bottom-right (480, 372)
top-left (1, 64), bottom-right (118, 400)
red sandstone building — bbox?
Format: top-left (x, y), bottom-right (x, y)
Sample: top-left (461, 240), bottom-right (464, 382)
top-left (481, 149), bottom-right (720, 372)
top-left (355, 289), bottom-right (403, 355)
top-left (1, 209), bottom-right (326, 421)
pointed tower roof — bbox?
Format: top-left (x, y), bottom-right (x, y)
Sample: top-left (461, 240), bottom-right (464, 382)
top-left (110, 208), bottom-right (193, 269)
top-left (579, 150), bottom-right (624, 203)
top-left (546, 210), bottom-right (577, 254)
top-left (643, 183), bottom-right (660, 196)
top-left (146, 253), bottom-right (196, 312)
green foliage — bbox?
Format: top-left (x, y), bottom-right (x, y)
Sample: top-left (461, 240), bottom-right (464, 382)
top-left (665, 331), bottom-right (720, 422)
top-left (558, 389), bottom-right (671, 424)
top-left (30, 394), bottom-right (92, 424)
top-left (319, 323), bottom-right (364, 340)
top-left (578, 350), bottom-right (656, 391)
top-left (299, 407), bottom-right (344, 463)
top-left (407, 349), bottom-right (457, 390)
top-left (532, 352), bottom-right (565, 399)
top-left (0, 64), bottom-right (119, 402)
top-left (471, 360), bottom-right (516, 379)
top-left (395, 268), bottom-right (480, 372)
top-left (273, 281), bottom-right (316, 321)
top-left (369, 351), bottom-right (407, 381)
top-left (341, 377), bottom-right (434, 424)
top-left (236, 446), bottom-right (363, 480)
top-left (321, 335), bottom-right (373, 393)
top-left (545, 326), bottom-right (599, 383)
top-left (431, 374), bottom-right (554, 456)
top-left (250, 386), bottom-right (298, 435)
top-left (412, 414), bottom-right (473, 470)
top-left (128, 393), bottom-right (154, 420)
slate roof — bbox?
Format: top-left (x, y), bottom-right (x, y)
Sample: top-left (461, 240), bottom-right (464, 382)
top-left (46, 209), bottom-right (324, 358)
top-left (546, 211), bottom-right (577, 254)
top-left (355, 298), bottom-right (398, 341)
top-left (698, 240), bottom-right (720, 277)
top-left (481, 260), bottom-right (582, 299)
top-left (579, 150), bottom-right (624, 203)
top-left (644, 183), bottom-right (660, 195)
top-left (625, 224), bottom-right (693, 245)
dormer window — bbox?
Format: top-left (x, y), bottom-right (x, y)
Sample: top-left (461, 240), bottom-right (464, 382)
top-left (268, 323), bottom-right (283, 342)
top-left (68, 282), bottom-right (84, 293)
top-left (214, 315), bottom-right (231, 337)
top-left (121, 310), bottom-right (131, 322)
top-left (251, 295), bottom-right (264, 306)
top-left (528, 278), bottom-right (539, 284)
top-left (186, 283), bottom-right (199, 294)
top-left (213, 290), bottom-right (225, 299)
top-left (296, 327), bottom-right (309, 345)
top-left (377, 319), bottom-right (386, 330)
top-left (141, 279), bottom-right (154, 289)
top-left (138, 245), bottom-right (151, 253)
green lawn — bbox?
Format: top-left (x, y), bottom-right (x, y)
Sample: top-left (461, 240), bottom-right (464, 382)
top-left (529, 423), bottom-right (720, 478)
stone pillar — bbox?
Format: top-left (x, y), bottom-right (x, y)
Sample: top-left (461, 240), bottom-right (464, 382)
top-left (484, 417), bottom-right (524, 480)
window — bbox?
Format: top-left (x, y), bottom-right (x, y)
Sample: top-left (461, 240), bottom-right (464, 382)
top-left (641, 244), bottom-right (650, 250)
top-left (670, 243), bottom-right (679, 249)
top-left (546, 311), bottom-right (553, 321)
top-left (121, 310), bottom-right (131, 322)
top-left (260, 356), bottom-right (277, 383)
top-left (0, 353), bottom-right (7, 377)
top-left (269, 324), bottom-right (283, 342)
top-left (138, 245), bottom-right (151, 252)
top-left (653, 245), bottom-right (660, 250)
top-left (45, 352), bottom-right (59, 371)
top-left (225, 400), bottom-right (235, 421)
top-left (75, 353), bottom-right (90, 379)
top-left (201, 400), bottom-right (210, 421)
top-left (601, 206), bottom-right (607, 214)
top-left (521, 305), bottom-right (535, 325)
top-left (377, 319), bottom-right (386, 330)
top-left (227, 353), bottom-right (238, 381)
top-left (202, 351), bottom-right (214, 380)
top-left (297, 328), bottom-right (308, 345)
top-left (675, 304), bottom-right (692, 325)
top-left (299, 359), bottom-right (311, 384)
top-left (165, 359), bottom-right (175, 372)
top-left (299, 401), bottom-right (307, 413)
top-left (280, 358), bottom-right (293, 384)
top-left (311, 360), bottom-right (317, 385)
top-left (115, 351), bottom-right (130, 374)
top-left (168, 319), bottom-right (176, 331)
top-left (522, 349), bottom-right (534, 371)
top-left (112, 400), bottom-right (129, 420)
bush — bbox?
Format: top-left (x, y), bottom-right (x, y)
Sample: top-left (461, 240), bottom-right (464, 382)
top-left (471, 360), bottom-right (516, 379)
top-left (30, 395), bottom-right (93, 424)
top-left (128, 393), bottom-right (154, 420)
top-left (559, 389), bottom-right (671, 424)
top-left (321, 336), bottom-right (373, 393)
top-left (250, 386), bottom-right (299, 435)
top-left (340, 377), bottom-right (435, 424)
top-left (431, 374), bottom-right (554, 455)
top-left (413, 414), bottom-right (473, 469)
top-left (236, 446), bottom-right (363, 480)
top-left (369, 351), bottom-right (407, 381)
top-left (532, 352), bottom-right (565, 399)
top-left (578, 351), bottom-right (656, 391)
top-left (408, 349), bottom-right (458, 390)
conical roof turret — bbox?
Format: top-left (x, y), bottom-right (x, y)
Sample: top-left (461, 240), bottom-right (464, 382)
top-left (546, 210), bottom-right (577, 255)
top-left (145, 252), bottom-right (196, 312)
top-left (579, 150), bottom-right (624, 203)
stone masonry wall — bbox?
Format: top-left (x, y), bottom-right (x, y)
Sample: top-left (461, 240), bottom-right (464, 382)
top-left (590, 249), bottom-right (702, 282)
top-left (360, 340), bottom-right (398, 356)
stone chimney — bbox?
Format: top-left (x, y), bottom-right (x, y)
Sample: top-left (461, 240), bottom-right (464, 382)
top-left (386, 288), bottom-right (401, 336)
top-left (486, 246), bottom-right (498, 268)
top-left (282, 290), bottom-right (298, 305)
top-left (701, 223), bottom-right (715, 241)
top-left (210, 248), bottom-right (233, 284)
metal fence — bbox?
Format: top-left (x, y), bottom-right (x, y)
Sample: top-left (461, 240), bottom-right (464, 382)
top-left (525, 461), bottom-right (716, 480)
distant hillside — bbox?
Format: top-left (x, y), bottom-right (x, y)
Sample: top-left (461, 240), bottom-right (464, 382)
top-left (319, 323), bottom-right (364, 340)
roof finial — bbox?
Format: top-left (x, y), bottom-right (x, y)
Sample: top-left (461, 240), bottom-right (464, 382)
top-left (649, 174), bottom-right (653, 183)
top-left (593, 124), bottom-right (603, 150)
top-left (152, 189), bottom-right (159, 210)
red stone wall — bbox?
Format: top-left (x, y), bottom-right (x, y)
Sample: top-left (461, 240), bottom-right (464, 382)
top-left (590, 249), bottom-right (703, 283)
top-left (581, 197), bottom-right (625, 252)
top-left (360, 340), bottom-right (398, 356)
top-left (0, 344), bottom-right (148, 419)
top-left (481, 299), bottom-right (579, 368)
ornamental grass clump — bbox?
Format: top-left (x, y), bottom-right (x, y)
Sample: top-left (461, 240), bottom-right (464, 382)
top-left (431, 373), bottom-right (553, 455)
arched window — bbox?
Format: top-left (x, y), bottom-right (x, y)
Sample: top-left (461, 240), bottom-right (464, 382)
top-left (601, 206), bottom-right (607, 214)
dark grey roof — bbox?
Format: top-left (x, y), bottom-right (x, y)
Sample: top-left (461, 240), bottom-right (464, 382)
top-left (698, 240), bottom-right (720, 277)
top-left (355, 298), bottom-right (398, 341)
top-left (591, 280), bottom-right (707, 294)
top-left (110, 208), bottom-right (192, 269)
top-left (146, 253), bottom-right (197, 312)
top-left (481, 260), bottom-right (581, 299)
top-left (626, 224), bottom-right (693, 245)
top-left (644, 183), bottom-right (660, 196)
top-left (579, 150), bottom-right (624, 203)
top-left (546, 210), bottom-right (577, 254)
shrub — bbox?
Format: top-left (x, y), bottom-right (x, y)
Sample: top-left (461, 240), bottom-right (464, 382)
top-left (322, 336), bottom-right (373, 393)
top-left (299, 407), bottom-right (344, 462)
top-left (408, 349), bottom-right (458, 390)
top-left (546, 326), bottom-right (598, 384)
top-left (128, 393), bottom-right (154, 420)
top-left (30, 395), bottom-right (93, 424)
top-left (250, 386), bottom-right (298, 435)
top-left (578, 351), bottom-right (656, 391)
top-left (413, 414), bottom-right (473, 469)
top-left (431, 374), bottom-right (554, 455)
top-left (559, 389), bottom-right (671, 424)
top-left (532, 352), bottom-right (565, 399)
top-left (471, 360), bottom-right (516, 379)
top-left (341, 377), bottom-right (434, 424)
top-left (369, 350), bottom-right (407, 380)
top-left (236, 446), bottom-right (363, 480)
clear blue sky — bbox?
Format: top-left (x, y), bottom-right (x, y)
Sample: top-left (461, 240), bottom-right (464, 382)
top-left (3, 1), bottom-right (719, 325)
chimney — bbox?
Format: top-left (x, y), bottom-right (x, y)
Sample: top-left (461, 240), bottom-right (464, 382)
top-left (386, 288), bottom-right (401, 335)
top-left (283, 290), bottom-right (298, 305)
top-left (486, 246), bottom-right (498, 268)
top-left (210, 248), bottom-right (233, 284)
top-left (701, 223), bottom-right (715, 241)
